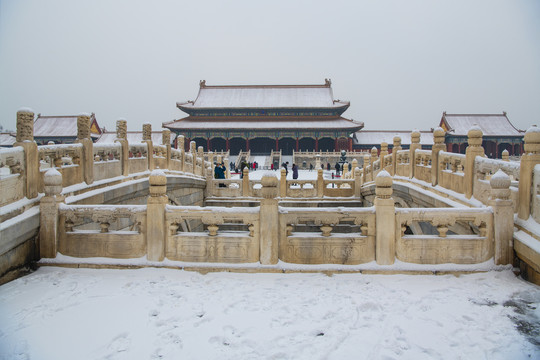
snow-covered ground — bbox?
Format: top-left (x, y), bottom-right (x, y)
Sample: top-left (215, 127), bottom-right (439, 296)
top-left (1, 169), bottom-right (540, 359)
top-left (0, 268), bottom-right (539, 360)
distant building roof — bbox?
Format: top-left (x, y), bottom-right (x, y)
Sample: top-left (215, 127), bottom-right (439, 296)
top-left (440, 112), bottom-right (522, 137)
top-left (0, 132), bottom-right (16, 147)
top-left (354, 130), bottom-right (434, 146)
top-left (34, 113), bottom-right (102, 139)
top-left (164, 116), bottom-right (363, 131)
top-left (177, 79), bottom-right (350, 114)
top-left (96, 131), bottom-right (175, 145)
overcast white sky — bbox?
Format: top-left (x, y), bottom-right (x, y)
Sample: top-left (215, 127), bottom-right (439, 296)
top-left (0, 0), bottom-right (539, 133)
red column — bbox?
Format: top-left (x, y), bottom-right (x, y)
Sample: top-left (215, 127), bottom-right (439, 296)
top-left (226, 138), bottom-right (229, 151)
top-left (207, 138), bottom-right (211, 151)
top-left (348, 138), bottom-right (352, 151)
top-left (334, 138), bottom-right (338, 151)
top-left (315, 137), bottom-right (319, 152)
top-left (186, 138), bottom-right (191, 152)
top-left (296, 138), bottom-right (299, 152)
top-left (246, 138), bottom-right (250, 151)
top-left (275, 138), bottom-right (279, 151)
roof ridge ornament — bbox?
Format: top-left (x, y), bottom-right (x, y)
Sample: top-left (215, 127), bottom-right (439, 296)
top-left (199, 80), bottom-right (206, 88)
top-left (325, 78), bottom-right (332, 86)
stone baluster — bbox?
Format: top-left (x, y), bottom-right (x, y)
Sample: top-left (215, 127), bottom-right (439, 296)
top-left (280, 168), bottom-right (287, 197)
top-left (431, 127), bottom-right (446, 187)
top-left (205, 164), bottom-right (214, 198)
top-left (391, 135), bottom-right (402, 176)
top-left (354, 167), bottom-right (362, 198)
top-left (380, 142), bottom-right (388, 159)
top-left (142, 123), bottom-right (154, 171)
top-left (490, 170), bottom-right (513, 265)
top-left (14, 108), bottom-right (39, 198)
top-left (501, 149), bottom-right (509, 161)
top-left (177, 135), bottom-right (185, 172)
top-left (190, 141), bottom-right (197, 174)
top-left (409, 130), bottom-right (421, 179)
top-left (198, 146), bottom-right (205, 176)
top-left (115, 119), bottom-right (129, 176)
top-left (146, 169), bottom-right (167, 261)
top-left (75, 113), bottom-right (94, 185)
top-left (40, 168), bottom-right (64, 258)
top-left (518, 126), bottom-right (540, 220)
top-left (224, 157), bottom-right (230, 179)
top-left (260, 174), bottom-right (279, 264)
top-left (465, 125), bottom-right (484, 199)
top-left (375, 170), bottom-right (395, 265)
top-left (370, 147), bottom-right (378, 178)
top-left (351, 159), bottom-right (358, 179)
top-left (317, 168), bottom-right (324, 197)
top-left (242, 167), bottom-right (250, 196)
top-left (363, 154), bottom-right (371, 182)
top-left (162, 129), bottom-right (171, 170)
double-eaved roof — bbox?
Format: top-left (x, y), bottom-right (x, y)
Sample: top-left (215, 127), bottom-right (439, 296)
top-left (165, 80), bottom-right (363, 133)
top-left (176, 79), bottom-right (350, 114)
top-left (440, 112), bottom-right (523, 137)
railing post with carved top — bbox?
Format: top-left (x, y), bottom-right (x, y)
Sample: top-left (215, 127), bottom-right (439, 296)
top-left (75, 113), bottom-right (94, 184)
top-left (146, 170), bottom-right (167, 261)
top-left (518, 126), bottom-right (540, 220)
top-left (375, 170), bottom-right (395, 265)
top-left (242, 168), bottom-right (250, 196)
top-left (431, 127), bottom-right (446, 187)
top-left (354, 167), bottom-right (362, 198)
top-left (205, 165), bottom-right (214, 198)
top-left (392, 135), bottom-right (402, 176)
top-left (40, 169), bottom-right (64, 258)
top-left (317, 168), bottom-right (324, 197)
top-left (280, 168), bottom-right (287, 197)
top-left (409, 130), bottom-right (421, 179)
top-left (177, 135), bottom-right (185, 172)
top-left (490, 170), bottom-right (514, 265)
top-left (190, 141), bottom-right (197, 174)
top-left (14, 109), bottom-right (39, 198)
top-left (163, 129), bottom-right (171, 170)
top-left (370, 147), bottom-right (378, 178)
top-left (142, 123), bottom-right (154, 171)
top-left (465, 126), bottom-right (484, 199)
top-left (260, 174), bottom-right (279, 264)
top-left (115, 119), bottom-right (129, 176)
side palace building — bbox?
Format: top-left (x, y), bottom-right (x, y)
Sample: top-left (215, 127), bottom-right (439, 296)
top-left (163, 80), bottom-right (364, 155)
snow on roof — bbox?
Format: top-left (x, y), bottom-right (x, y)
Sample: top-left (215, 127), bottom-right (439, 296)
top-left (164, 117), bottom-right (364, 131)
top-left (442, 113), bottom-right (522, 136)
top-left (0, 132), bottom-right (16, 147)
top-left (178, 82), bottom-right (349, 110)
top-left (34, 114), bottom-right (100, 138)
top-left (96, 131), bottom-right (175, 145)
top-left (354, 130), bottom-right (434, 146)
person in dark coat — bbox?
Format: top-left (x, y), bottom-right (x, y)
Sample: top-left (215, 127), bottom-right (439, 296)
top-left (335, 162), bottom-right (340, 175)
top-left (327, 163), bottom-right (331, 171)
top-left (214, 162), bottom-right (226, 187)
top-left (292, 163), bottom-right (298, 180)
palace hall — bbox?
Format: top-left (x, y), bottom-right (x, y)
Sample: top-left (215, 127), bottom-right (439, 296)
top-left (163, 80), bottom-right (364, 155)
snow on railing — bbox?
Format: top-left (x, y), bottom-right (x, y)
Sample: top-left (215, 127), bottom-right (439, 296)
top-left (395, 207), bottom-right (493, 263)
top-left (165, 204), bottom-right (260, 262)
top-left (278, 206), bottom-right (376, 264)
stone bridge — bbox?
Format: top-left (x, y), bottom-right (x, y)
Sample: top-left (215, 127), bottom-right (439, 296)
top-left (1, 109), bottom-right (540, 285)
